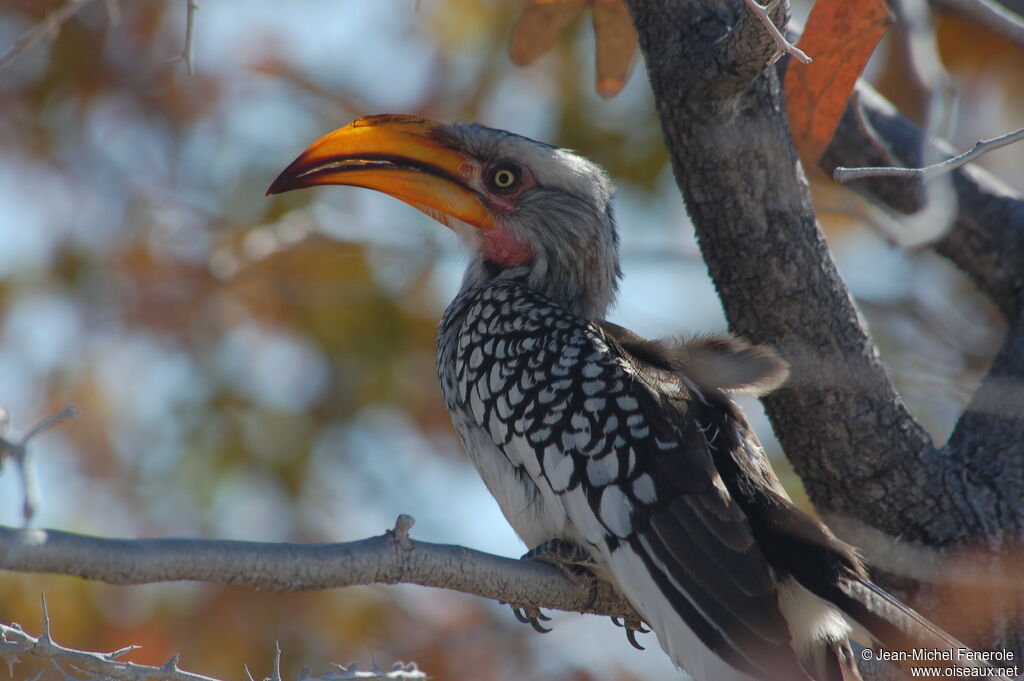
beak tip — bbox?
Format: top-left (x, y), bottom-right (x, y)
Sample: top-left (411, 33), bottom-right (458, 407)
top-left (265, 172), bottom-right (292, 197)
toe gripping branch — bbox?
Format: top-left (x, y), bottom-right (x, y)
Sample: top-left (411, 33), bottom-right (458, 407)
top-left (503, 538), bottom-right (599, 634)
top-left (509, 605), bottom-right (554, 634)
top-left (512, 539), bottom-right (651, 648)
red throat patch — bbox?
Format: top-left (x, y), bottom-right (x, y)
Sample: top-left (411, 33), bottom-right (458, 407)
top-left (481, 227), bottom-right (534, 268)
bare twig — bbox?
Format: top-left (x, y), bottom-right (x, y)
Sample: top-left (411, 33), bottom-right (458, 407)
top-left (0, 597), bottom-right (425, 681)
top-left (171, 0), bottom-right (201, 76)
top-left (19, 406), bottom-right (80, 443)
top-left (878, 0), bottom-right (959, 246)
top-left (0, 516), bottom-right (640, 622)
top-left (833, 126), bottom-right (1024, 183)
top-left (742, 0), bottom-right (811, 64)
top-left (0, 595), bottom-right (219, 681)
top-left (0, 0), bottom-right (99, 70)
top-left (0, 406), bottom-right (79, 526)
top-left (934, 0), bottom-right (1024, 50)
top-left (892, 0), bottom-right (953, 107)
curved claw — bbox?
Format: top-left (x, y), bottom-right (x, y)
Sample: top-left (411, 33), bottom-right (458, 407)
top-left (530, 618), bottom-right (552, 634)
top-left (509, 605), bottom-right (553, 633)
top-left (610, 616), bottom-right (624, 628)
top-left (625, 627), bottom-right (646, 650)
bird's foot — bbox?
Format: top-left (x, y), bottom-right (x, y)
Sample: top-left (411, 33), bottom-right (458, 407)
top-left (610, 615), bottom-right (651, 650)
top-left (506, 540), bottom-right (602, 634)
top-left (523, 538), bottom-right (600, 578)
top-left (504, 604), bottom-right (552, 634)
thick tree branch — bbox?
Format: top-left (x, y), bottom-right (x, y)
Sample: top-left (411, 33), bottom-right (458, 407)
top-left (0, 518), bottom-right (639, 623)
top-left (627, 0), bottom-right (962, 543)
top-left (943, 311), bottom-right (1024, 521)
top-left (634, 0), bottom-right (785, 104)
top-left (821, 85), bottom-right (1024, 560)
top-left (627, 0), bottom-right (1024, 653)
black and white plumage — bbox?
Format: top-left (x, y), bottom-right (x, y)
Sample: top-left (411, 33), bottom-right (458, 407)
top-left (268, 115), bottom-right (984, 681)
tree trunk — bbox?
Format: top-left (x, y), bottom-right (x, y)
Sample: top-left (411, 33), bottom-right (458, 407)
top-left (627, 0), bottom-right (1024, 655)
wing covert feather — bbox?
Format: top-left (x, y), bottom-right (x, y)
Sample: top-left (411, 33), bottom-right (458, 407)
top-left (447, 281), bottom-right (805, 678)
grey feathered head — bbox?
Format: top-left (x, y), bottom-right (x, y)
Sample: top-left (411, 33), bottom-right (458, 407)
top-left (267, 114), bottom-right (621, 319)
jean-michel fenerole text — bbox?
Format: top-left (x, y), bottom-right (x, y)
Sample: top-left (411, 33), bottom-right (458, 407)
top-left (872, 649), bottom-right (1013, 663)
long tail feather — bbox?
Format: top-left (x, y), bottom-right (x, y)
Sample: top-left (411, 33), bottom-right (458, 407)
top-left (836, 577), bottom-right (992, 674)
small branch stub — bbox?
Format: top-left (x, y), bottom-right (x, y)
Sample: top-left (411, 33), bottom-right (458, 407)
top-left (743, 0), bottom-right (812, 64)
top-left (390, 514), bottom-right (415, 546)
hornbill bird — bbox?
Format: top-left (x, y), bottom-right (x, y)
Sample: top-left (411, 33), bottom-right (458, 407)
top-left (268, 115), bottom-right (983, 681)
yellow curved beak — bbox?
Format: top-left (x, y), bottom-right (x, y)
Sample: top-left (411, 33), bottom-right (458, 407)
top-left (267, 114), bottom-right (496, 232)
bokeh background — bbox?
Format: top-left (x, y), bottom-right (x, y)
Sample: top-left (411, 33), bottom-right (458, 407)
top-left (1, 1), bottom-right (1021, 680)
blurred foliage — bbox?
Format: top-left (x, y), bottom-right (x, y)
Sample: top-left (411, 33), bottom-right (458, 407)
top-left (0, 1), bottom-right (674, 679)
top-left (509, 0), bottom-right (638, 98)
top-left (0, 1), bottom-right (1021, 680)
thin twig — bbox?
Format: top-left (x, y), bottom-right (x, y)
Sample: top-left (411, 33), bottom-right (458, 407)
top-left (0, 406), bottom-right (79, 525)
top-left (878, 0), bottom-right (960, 246)
top-left (833, 126), bottom-right (1024, 183)
top-left (742, 0), bottom-right (812, 64)
top-left (893, 0), bottom-right (953, 107)
top-left (0, 0), bottom-right (99, 70)
top-left (171, 0), bottom-right (201, 76)
top-left (934, 0), bottom-right (1024, 50)
top-left (0, 597), bottom-right (425, 681)
top-left (20, 406), bottom-right (79, 444)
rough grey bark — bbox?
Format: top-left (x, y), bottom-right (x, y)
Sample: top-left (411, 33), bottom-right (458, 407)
top-left (0, 521), bottom-right (639, 622)
top-left (822, 84), bottom-right (1024, 525)
top-left (821, 81), bottom-right (1024, 650)
top-left (627, 0), bottom-right (1024, 655)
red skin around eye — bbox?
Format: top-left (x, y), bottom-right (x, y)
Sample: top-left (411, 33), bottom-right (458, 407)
top-left (482, 226), bottom-right (534, 267)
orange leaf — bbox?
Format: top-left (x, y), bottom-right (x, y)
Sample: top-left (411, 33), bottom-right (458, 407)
top-left (509, 0), bottom-right (587, 66)
top-left (592, 0), bottom-right (638, 98)
top-left (785, 0), bottom-right (892, 169)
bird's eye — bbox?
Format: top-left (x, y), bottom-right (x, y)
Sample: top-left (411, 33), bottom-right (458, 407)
top-left (486, 163), bottom-right (521, 193)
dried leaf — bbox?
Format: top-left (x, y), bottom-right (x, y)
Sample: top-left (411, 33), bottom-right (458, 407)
top-left (592, 0), bottom-right (637, 98)
top-left (785, 0), bottom-right (892, 169)
top-left (509, 0), bottom-right (587, 66)
top-left (509, 0), bottom-right (638, 97)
